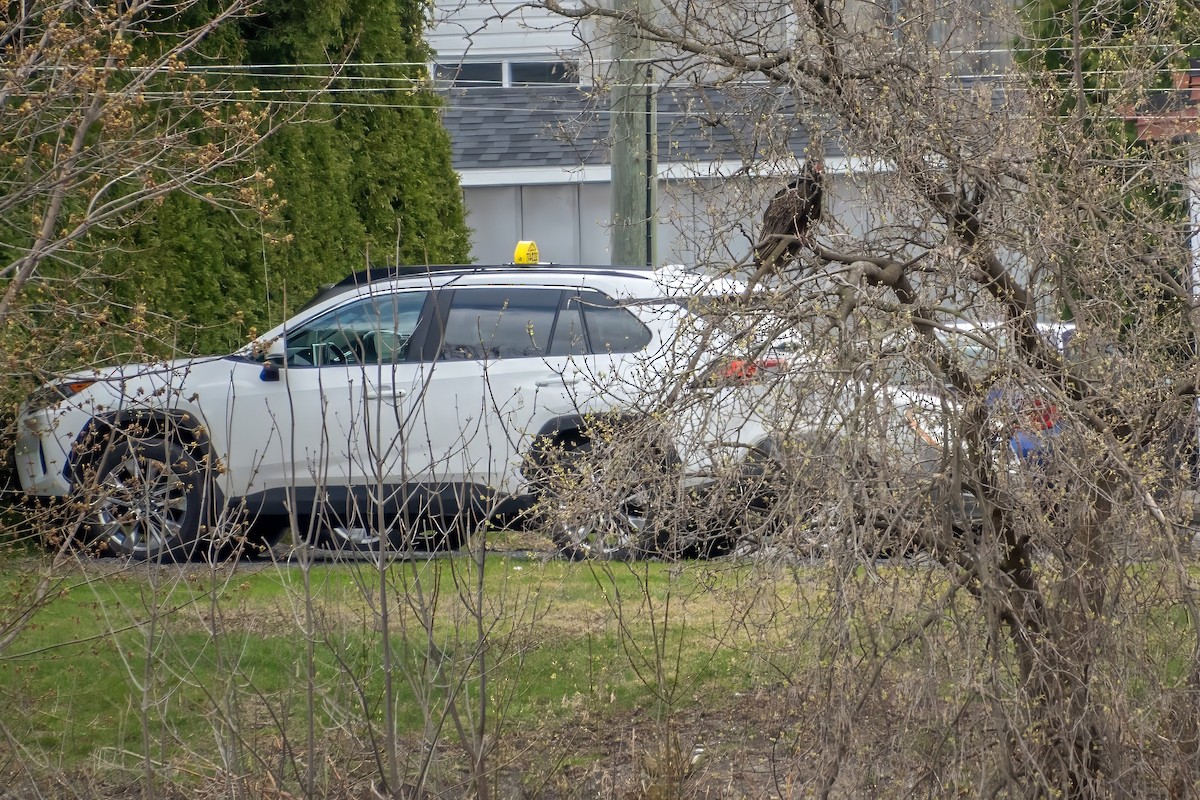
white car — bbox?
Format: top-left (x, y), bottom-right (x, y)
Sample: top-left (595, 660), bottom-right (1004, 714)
top-left (15, 255), bottom-right (783, 560)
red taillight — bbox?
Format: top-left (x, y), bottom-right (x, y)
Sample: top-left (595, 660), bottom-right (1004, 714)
top-left (721, 357), bottom-right (787, 384)
top-left (1028, 398), bottom-right (1058, 430)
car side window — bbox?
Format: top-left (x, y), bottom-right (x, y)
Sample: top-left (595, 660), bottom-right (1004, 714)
top-left (285, 291), bottom-right (429, 367)
top-left (439, 288), bottom-right (562, 360)
top-left (548, 294), bottom-right (588, 356)
top-left (577, 291), bottom-right (652, 354)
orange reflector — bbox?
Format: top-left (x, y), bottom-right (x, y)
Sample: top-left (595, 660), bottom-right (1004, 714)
top-left (721, 358), bottom-right (787, 383)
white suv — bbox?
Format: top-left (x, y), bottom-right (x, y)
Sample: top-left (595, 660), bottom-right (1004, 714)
top-left (15, 258), bottom-right (781, 560)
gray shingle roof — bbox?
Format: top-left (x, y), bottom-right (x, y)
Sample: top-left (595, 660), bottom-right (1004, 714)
top-left (439, 85), bottom-right (831, 172)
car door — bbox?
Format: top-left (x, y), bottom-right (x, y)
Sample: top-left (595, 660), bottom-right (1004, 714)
top-left (532, 288), bottom-right (657, 421)
top-left (401, 286), bottom-right (581, 495)
top-left (226, 289), bottom-right (434, 516)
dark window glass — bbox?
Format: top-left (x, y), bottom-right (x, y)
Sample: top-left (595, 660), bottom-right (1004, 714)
top-left (549, 295), bottom-right (587, 356)
top-left (578, 292), bottom-right (652, 354)
top-left (510, 61), bottom-right (576, 86)
top-left (440, 288), bottom-right (562, 360)
top-left (285, 292), bottom-right (428, 367)
top-left (434, 62), bottom-right (502, 87)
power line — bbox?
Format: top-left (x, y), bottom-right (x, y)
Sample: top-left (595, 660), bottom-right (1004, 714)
top-left (11, 40), bottom-right (1200, 78)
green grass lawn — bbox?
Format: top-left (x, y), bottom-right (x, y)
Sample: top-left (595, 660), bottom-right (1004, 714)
top-left (0, 553), bottom-right (811, 774)
top-left (3, 549), bottom-right (1197, 798)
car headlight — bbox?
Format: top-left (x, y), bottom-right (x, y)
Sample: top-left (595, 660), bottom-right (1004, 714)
top-left (24, 380), bottom-right (97, 414)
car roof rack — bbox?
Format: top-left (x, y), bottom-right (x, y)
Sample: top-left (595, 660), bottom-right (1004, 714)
top-left (298, 262), bottom-right (656, 312)
top-left (330, 261), bottom-right (652, 289)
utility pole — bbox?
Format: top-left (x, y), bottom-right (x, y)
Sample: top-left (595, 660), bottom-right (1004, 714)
top-left (609, 0), bottom-right (657, 267)
top-left (1189, 143), bottom-right (1200, 494)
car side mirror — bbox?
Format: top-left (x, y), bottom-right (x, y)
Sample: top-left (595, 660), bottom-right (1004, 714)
top-left (260, 360), bottom-right (282, 382)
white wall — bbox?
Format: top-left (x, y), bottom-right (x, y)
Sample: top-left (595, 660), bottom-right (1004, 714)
top-left (464, 184), bottom-right (611, 265)
top-left (462, 172), bottom-right (869, 269)
top-left (427, 0), bottom-right (588, 60)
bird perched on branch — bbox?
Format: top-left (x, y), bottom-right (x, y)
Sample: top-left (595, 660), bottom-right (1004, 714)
top-left (754, 158), bottom-right (824, 269)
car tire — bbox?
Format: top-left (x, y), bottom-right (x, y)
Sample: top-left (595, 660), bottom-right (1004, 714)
top-left (542, 436), bottom-right (651, 560)
top-left (81, 435), bottom-right (207, 562)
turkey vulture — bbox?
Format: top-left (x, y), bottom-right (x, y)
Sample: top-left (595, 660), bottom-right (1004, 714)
top-left (754, 159), bottom-right (823, 268)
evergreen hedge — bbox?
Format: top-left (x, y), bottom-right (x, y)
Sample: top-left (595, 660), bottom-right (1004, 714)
top-left (102, 0), bottom-right (470, 354)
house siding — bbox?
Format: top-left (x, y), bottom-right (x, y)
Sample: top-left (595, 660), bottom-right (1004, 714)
top-left (461, 173), bottom-right (869, 269)
top-left (427, 0), bottom-right (585, 61)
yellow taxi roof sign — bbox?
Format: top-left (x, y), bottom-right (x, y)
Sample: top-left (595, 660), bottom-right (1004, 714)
top-left (513, 240), bottom-right (540, 265)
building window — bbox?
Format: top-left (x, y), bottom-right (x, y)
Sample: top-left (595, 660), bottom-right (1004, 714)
top-left (434, 60), bottom-right (577, 88)
top-left (510, 61), bottom-right (577, 86)
top-left (434, 62), bottom-right (503, 87)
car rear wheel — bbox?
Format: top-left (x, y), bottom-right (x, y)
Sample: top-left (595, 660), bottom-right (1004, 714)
top-left (82, 435), bottom-right (207, 562)
top-left (552, 502), bottom-right (649, 560)
top-left (542, 436), bottom-right (652, 560)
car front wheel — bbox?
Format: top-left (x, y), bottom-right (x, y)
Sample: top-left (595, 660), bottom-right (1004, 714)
top-left (82, 435), bottom-right (206, 562)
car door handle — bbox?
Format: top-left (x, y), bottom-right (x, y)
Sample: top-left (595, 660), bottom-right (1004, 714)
top-left (366, 385), bottom-right (407, 400)
top-left (536, 376), bottom-right (582, 388)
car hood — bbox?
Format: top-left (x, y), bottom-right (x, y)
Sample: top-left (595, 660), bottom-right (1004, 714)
top-left (52, 355), bottom-right (239, 386)
top-left (23, 355), bottom-right (245, 417)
